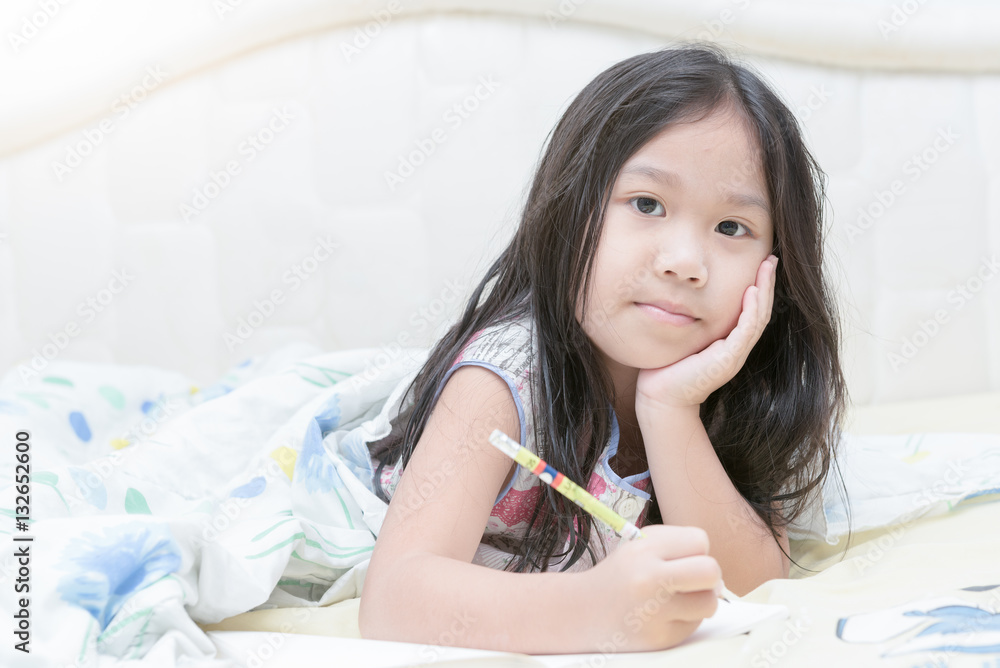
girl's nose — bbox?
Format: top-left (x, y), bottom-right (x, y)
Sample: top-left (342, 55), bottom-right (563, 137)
top-left (652, 233), bottom-right (708, 286)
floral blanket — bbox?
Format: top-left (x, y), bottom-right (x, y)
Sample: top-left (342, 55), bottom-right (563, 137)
top-left (0, 344), bottom-right (423, 667)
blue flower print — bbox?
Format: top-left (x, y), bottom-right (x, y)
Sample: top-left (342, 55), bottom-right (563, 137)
top-left (295, 395), bottom-right (344, 494)
top-left (230, 476), bottom-right (267, 499)
top-left (903, 605), bottom-right (1000, 653)
top-left (68, 465), bottom-right (108, 510)
top-left (56, 522), bottom-right (182, 629)
top-left (336, 429), bottom-right (378, 492)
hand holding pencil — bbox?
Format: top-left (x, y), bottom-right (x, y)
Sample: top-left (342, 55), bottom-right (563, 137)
top-left (487, 429), bottom-right (734, 602)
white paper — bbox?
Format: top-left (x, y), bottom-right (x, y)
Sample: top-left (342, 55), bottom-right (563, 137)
top-left (206, 597), bottom-right (789, 667)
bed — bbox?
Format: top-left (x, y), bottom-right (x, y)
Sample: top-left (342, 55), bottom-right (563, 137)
top-left (2, 1), bottom-right (999, 666)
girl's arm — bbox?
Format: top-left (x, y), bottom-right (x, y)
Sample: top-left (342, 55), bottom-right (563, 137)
top-left (635, 255), bottom-right (788, 595)
top-left (637, 402), bottom-right (789, 595)
top-left (360, 365), bottom-right (720, 653)
top-left (360, 365), bottom-right (596, 652)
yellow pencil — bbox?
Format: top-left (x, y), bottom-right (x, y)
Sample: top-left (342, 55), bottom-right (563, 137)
top-left (487, 429), bottom-right (643, 540)
top-left (486, 429), bottom-right (735, 601)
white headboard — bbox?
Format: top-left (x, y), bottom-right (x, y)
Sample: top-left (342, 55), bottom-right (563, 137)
top-left (2, 0), bottom-right (998, 407)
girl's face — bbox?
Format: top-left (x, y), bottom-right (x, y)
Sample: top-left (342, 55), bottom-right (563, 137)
top-left (578, 106), bottom-right (775, 375)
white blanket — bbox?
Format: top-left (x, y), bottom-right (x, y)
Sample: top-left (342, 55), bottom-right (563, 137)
top-left (0, 344), bottom-right (425, 667)
top-left (2, 344), bottom-right (999, 667)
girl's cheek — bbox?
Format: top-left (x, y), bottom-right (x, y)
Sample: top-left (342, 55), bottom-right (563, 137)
top-left (721, 308), bottom-right (742, 337)
top-left (719, 283), bottom-right (751, 334)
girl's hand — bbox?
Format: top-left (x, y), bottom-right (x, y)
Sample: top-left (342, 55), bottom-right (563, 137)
top-left (578, 524), bottom-right (721, 652)
top-left (635, 255), bottom-right (777, 413)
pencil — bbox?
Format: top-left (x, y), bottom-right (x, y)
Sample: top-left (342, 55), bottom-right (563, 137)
top-left (486, 429), bottom-right (735, 602)
top-left (487, 428), bottom-right (643, 541)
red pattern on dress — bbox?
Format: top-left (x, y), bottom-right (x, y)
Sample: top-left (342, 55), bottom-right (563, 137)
top-left (489, 484), bottom-right (542, 527)
top-left (588, 470), bottom-right (608, 497)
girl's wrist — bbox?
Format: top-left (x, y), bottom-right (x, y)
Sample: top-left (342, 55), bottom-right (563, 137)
top-left (562, 570), bottom-right (624, 650)
top-left (635, 397), bottom-right (701, 430)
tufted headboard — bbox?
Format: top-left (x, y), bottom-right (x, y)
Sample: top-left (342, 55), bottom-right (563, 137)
top-left (2, 0), bottom-right (998, 407)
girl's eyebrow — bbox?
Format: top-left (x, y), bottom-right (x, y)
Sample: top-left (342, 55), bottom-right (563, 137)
top-left (724, 190), bottom-right (771, 216)
top-left (621, 164), bottom-right (771, 215)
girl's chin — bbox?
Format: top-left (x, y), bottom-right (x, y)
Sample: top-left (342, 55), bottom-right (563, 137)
top-left (644, 341), bottom-right (719, 369)
top-left (638, 358), bottom-right (685, 371)
top-left (596, 336), bottom-right (712, 372)
top-left (618, 349), bottom-right (694, 371)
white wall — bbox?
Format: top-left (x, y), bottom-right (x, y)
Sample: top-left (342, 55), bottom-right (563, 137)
top-left (1, 0), bottom-right (998, 405)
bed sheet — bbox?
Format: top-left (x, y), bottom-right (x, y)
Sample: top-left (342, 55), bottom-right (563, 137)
top-left (201, 382), bottom-right (1000, 666)
top-left (847, 392), bottom-right (1000, 435)
top-left (2, 345), bottom-right (999, 667)
top-left (199, 501), bottom-right (1000, 667)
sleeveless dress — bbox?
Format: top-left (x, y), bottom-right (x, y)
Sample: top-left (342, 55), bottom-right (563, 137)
top-left (373, 316), bottom-right (654, 572)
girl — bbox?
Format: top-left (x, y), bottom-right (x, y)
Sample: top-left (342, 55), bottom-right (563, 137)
top-left (359, 43), bottom-right (846, 654)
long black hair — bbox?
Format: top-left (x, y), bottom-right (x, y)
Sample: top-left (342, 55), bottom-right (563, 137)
top-left (369, 43), bottom-right (847, 572)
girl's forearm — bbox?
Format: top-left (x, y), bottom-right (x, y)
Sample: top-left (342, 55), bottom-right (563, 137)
top-left (359, 550), bottom-right (606, 654)
top-left (638, 403), bottom-right (788, 594)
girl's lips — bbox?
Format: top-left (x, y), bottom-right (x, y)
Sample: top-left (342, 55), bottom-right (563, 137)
top-left (635, 302), bottom-right (697, 325)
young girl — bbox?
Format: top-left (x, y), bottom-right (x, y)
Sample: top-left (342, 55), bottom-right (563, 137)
top-left (359, 43), bottom-right (846, 654)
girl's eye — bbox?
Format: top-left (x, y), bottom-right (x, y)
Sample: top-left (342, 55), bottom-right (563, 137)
top-left (717, 220), bottom-right (749, 237)
top-left (631, 197), bottom-right (664, 216)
